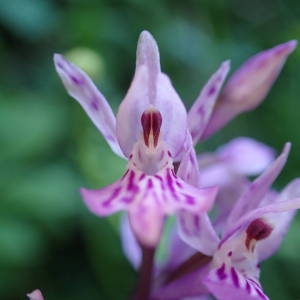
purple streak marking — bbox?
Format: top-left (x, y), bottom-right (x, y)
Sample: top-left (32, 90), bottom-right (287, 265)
top-left (147, 179), bottom-right (153, 188)
top-left (193, 215), bottom-right (200, 231)
top-left (245, 281), bottom-right (251, 294)
top-left (91, 99), bottom-right (99, 110)
top-left (70, 75), bottom-right (84, 85)
top-left (216, 263), bottom-right (227, 280)
top-left (175, 180), bottom-right (183, 188)
top-left (102, 186), bottom-right (122, 207)
top-left (185, 194), bottom-right (195, 205)
top-left (207, 85), bottom-right (216, 97)
top-left (139, 173), bottom-right (146, 181)
top-left (127, 171), bottom-right (139, 193)
top-left (231, 267), bottom-right (240, 288)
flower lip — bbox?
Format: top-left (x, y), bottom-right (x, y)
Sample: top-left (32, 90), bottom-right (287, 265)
top-left (245, 218), bottom-right (273, 250)
top-left (141, 107), bottom-right (162, 148)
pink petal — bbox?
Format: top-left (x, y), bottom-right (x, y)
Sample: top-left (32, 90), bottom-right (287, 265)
top-left (256, 178), bottom-right (300, 262)
top-left (202, 40), bottom-right (297, 139)
top-left (203, 265), bottom-right (269, 300)
top-left (81, 166), bottom-right (217, 246)
top-left (178, 210), bottom-right (219, 256)
top-left (129, 200), bottom-right (165, 246)
top-left (217, 137), bottom-right (275, 176)
top-left (177, 141), bottom-right (201, 187)
top-left (116, 31), bottom-right (187, 159)
top-left (54, 54), bottom-right (124, 158)
top-left (27, 290), bottom-right (44, 300)
top-left (120, 214), bottom-right (141, 269)
top-left (224, 143), bottom-right (290, 233)
top-left (221, 196), bottom-right (300, 249)
top-left (188, 60), bottom-right (230, 144)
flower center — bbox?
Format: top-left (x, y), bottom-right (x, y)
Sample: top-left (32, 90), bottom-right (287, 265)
top-left (245, 218), bottom-right (273, 251)
top-left (141, 108), bottom-right (162, 148)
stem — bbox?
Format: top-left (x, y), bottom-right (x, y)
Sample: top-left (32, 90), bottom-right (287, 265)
top-left (134, 245), bottom-right (155, 300)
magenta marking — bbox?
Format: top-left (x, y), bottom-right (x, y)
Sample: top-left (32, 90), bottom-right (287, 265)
top-left (255, 287), bottom-right (267, 300)
top-left (91, 99), bottom-right (99, 110)
top-left (127, 170), bottom-right (139, 193)
top-left (57, 61), bottom-right (63, 68)
top-left (139, 174), bottom-right (146, 181)
top-left (122, 197), bottom-right (133, 203)
top-left (175, 180), bottom-right (183, 188)
top-left (193, 215), bottom-right (200, 231)
top-left (207, 85), bottom-right (216, 97)
top-left (185, 194), bottom-right (195, 205)
top-left (147, 179), bottom-right (153, 188)
top-left (102, 186), bottom-right (122, 207)
top-left (231, 267), bottom-right (239, 288)
top-left (154, 175), bottom-right (163, 181)
top-left (70, 75), bottom-right (84, 85)
top-left (216, 264), bottom-right (227, 280)
top-left (245, 281), bottom-right (251, 294)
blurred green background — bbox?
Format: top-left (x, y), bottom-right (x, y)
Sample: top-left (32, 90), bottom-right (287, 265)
top-left (1, 0), bottom-right (300, 299)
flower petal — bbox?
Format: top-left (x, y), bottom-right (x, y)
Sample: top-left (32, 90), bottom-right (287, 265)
top-left (224, 143), bottom-right (290, 233)
top-left (54, 54), bottom-right (124, 158)
top-left (178, 210), bottom-right (219, 256)
top-left (27, 290), bottom-right (44, 300)
top-left (120, 214), bottom-right (141, 269)
top-left (116, 31), bottom-right (187, 159)
top-left (129, 199), bottom-right (165, 247)
top-left (162, 226), bottom-right (196, 272)
top-left (81, 165), bottom-right (217, 246)
top-left (256, 178), bottom-right (300, 262)
top-left (221, 196), bottom-right (300, 249)
top-left (188, 60), bottom-right (230, 145)
top-left (203, 265), bottom-right (269, 300)
top-left (216, 137), bottom-right (275, 176)
top-left (202, 40), bottom-right (297, 138)
top-left (177, 141), bottom-right (201, 187)
top-left (176, 140), bottom-right (220, 255)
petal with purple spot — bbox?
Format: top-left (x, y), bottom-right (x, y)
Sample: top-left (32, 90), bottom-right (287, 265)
top-left (54, 54), bottom-right (124, 158)
top-left (116, 31), bottom-right (187, 159)
top-left (188, 60), bottom-right (230, 144)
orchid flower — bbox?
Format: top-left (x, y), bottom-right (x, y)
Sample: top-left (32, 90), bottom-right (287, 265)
top-left (27, 290), bottom-right (44, 300)
top-left (154, 143), bottom-right (300, 300)
top-left (54, 31), bottom-right (222, 247)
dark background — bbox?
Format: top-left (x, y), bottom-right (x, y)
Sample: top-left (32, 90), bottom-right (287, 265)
top-left (1, 0), bottom-right (300, 299)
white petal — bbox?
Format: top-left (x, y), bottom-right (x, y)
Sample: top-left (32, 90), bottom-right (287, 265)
top-left (54, 54), bottom-right (125, 158)
top-left (188, 60), bottom-right (230, 144)
top-left (116, 32), bottom-right (187, 159)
